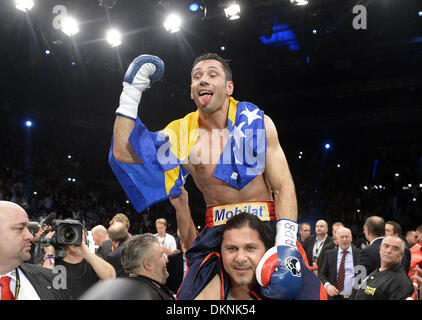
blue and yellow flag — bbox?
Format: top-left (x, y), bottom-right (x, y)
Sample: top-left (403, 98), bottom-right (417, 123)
top-left (108, 97), bottom-right (267, 213)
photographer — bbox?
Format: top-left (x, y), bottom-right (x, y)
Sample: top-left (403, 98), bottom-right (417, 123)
top-left (44, 225), bottom-right (116, 299)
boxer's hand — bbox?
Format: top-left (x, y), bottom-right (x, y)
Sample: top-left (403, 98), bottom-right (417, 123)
top-left (116, 54), bottom-right (165, 120)
top-left (255, 219), bottom-right (302, 300)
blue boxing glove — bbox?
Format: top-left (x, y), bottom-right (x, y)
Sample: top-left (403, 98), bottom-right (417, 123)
top-left (116, 54), bottom-right (165, 120)
top-left (256, 219), bottom-right (302, 300)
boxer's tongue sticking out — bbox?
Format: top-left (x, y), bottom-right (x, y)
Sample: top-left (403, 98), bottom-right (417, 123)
top-left (199, 90), bottom-right (213, 107)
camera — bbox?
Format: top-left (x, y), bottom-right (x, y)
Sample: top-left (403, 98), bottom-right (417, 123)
top-left (39, 213), bottom-right (84, 258)
top-left (28, 222), bottom-right (41, 237)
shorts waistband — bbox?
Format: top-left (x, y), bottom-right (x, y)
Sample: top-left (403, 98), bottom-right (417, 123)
top-left (205, 201), bottom-right (276, 228)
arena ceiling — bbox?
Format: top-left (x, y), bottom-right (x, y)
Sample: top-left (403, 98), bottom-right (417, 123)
top-left (0, 0), bottom-right (421, 143)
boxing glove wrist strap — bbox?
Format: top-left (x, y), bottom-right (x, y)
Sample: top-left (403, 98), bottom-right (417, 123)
top-left (275, 219), bottom-right (298, 248)
top-left (115, 84), bottom-right (142, 120)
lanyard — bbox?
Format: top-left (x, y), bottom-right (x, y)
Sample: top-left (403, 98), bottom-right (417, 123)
top-left (14, 268), bottom-right (21, 300)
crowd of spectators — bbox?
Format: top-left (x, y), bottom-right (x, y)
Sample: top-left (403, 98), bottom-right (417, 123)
top-left (0, 112), bottom-right (421, 241)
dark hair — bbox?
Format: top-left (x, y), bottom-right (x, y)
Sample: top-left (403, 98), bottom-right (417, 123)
top-left (364, 216), bottom-right (385, 237)
top-left (386, 221), bottom-right (402, 236)
top-left (222, 213), bottom-right (274, 250)
top-left (192, 53), bottom-right (232, 81)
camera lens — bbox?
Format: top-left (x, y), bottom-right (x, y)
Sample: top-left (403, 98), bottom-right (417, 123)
top-left (60, 225), bottom-right (78, 243)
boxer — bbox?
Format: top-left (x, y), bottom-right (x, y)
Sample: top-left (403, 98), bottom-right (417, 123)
top-left (109, 54), bottom-right (325, 299)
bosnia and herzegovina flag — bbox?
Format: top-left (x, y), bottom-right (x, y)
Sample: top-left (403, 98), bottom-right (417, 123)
top-left (108, 97), bottom-right (267, 213)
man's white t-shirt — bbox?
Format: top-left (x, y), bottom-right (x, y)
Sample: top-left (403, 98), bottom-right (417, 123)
top-left (155, 233), bottom-right (177, 253)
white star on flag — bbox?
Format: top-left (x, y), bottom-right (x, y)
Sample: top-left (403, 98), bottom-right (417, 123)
top-left (231, 122), bottom-right (246, 149)
top-left (240, 107), bottom-right (262, 125)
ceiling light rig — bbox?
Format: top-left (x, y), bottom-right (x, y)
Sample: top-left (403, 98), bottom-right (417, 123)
top-left (291, 0), bottom-right (309, 6)
top-left (15, 0), bottom-right (34, 12)
top-left (224, 2), bottom-right (241, 21)
top-left (164, 13), bottom-right (182, 33)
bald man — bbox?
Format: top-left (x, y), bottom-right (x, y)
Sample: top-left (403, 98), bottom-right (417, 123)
top-left (104, 222), bottom-right (130, 277)
top-left (319, 228), bottom-right (361, 300)
top-left (0, 201), bottom-right (71, 300)
top-left (360, 216), bottom-right (385, 274)
top-left (303, 220), bottom-right (331, 268)
top-left (91, 225), bottom-right (112, 259)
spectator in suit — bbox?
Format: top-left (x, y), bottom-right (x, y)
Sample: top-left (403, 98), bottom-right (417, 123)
top-left (352, 236), bottom-right (414, 300)
top-left (360, 216), bottom-right (385, 275)
top-left (102, 213), bottom-right (132, 256)
top-left (385, 220), bottom-right (411, 273)
top-left (319, 227), bottom-right (360, 300)
top-left (303, 220), bottom-right (331, 270)
top-left (0, 201), bottom-right (71, 300)
top-left (317, 222), bottom-right (344, 271)
top-left (105, 222), bottom-right (130, 277)
top-left (91, 225), bottom-right (112, 259)
top-left (298, 223), bottom-right (311, 246)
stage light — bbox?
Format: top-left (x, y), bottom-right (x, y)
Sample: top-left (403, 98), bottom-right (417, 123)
top-left (15, 0), bottom-right (34, 12)
top-left (67, 155), bottom-right (72, 159)
top-left (71, 61), bottom-right (76, 66)
top-left (408, 184), bottom-right (412, 188)
top-left (25, 120), bottom-right (32, 127)
top-left (312, 29), bottom-right (317, 34)
top-left (290, 0), bottom-right (308, 6)
top-left (189, 2), bottom-right (200, 12)
top-left (188, 1), bottom-right (206, 21)
top-left (418, 11), bottom-right (422, 17)
top-left (45, 49), bottom-right (51, 55)
top-left (224, 3), bottom-right (240, 21)
top-left (413, 198), bottom-right (417, 202)
top-left (106, 29), bottom-right (122, 47)
top-left (62, 16), bottom-right (79, 37)
top-left (164, 13), bottom-right (182, 33)
top-left (220, 45), bottom-right (226, 51)
top-left (337, 164), bottom-right (341, 168)
top-left (324, 143), bottom-right (331, 150)
top-left (363, 186), bottom-right (368, 190)
top-left (395, 173), bottom-right (400, 177)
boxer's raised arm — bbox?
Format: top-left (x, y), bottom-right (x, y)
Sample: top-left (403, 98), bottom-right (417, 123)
top-left (112, 55), bottom-right (165, 164)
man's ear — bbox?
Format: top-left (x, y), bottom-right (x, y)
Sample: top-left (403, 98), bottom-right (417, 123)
top-left (226, 80), bottom-right (234, 96)
top-left (143, 257), bottom-right (151, 271)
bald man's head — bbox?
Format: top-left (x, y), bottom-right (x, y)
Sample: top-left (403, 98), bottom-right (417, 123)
top-left (91, 225), bottom-right (109, 246)
top-left (0, 201), bottom-right (33, 274)
top-left (315, 220), bottom-right (328, 238)
top-left (108, 222), bottom-right (129, 244)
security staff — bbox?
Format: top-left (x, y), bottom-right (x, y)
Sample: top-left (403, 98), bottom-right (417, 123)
top-left (352, 236), bottom-right (413, 300)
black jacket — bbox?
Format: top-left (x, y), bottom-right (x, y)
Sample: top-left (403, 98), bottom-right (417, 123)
top-left (19, 263), bottom-right (72, 300)
top-left (359, 237), bottom-right (383, 274)
top-left (303, 234), bottom-right (332, 266)
top-left (104, 239), bottom-right (128, 277)
top-left (96, 239), bottom-right (113, 259)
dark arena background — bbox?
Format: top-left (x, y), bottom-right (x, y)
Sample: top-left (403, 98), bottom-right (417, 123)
top-left (0, 0), bottom-right (421, 242)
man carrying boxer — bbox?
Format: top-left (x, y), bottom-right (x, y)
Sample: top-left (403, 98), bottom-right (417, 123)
top-left (109, 53), bottom-right (325, 299)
